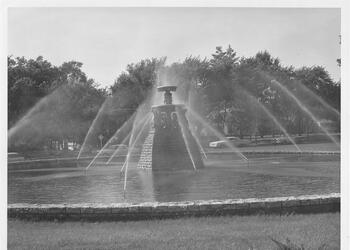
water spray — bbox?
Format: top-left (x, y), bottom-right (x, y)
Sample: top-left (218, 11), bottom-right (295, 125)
top-left (237, 86), bottom-right (302, 152)
top-left (270, 79), bottom-right (339, 147)
top-left (120, 114), bottom-right (152, 173)
top-left (196, 137), bottom-right (208, 159)
top-left (84, 112), bottom-right (137, 171)
top-left (291, 78), bottom-right (340, 117)
top-left (77, 99), bottom-right (109, 160)
top-left (186, 107), bottom-right (248, 162)
top-left (176, 109), bottom-right (197, 171)
top-left (123, 115), bottom-right (153, 193)
top-left (186, 117), bottom-right (208, 159)
top-left (106, 113), bottom-right (151, 165)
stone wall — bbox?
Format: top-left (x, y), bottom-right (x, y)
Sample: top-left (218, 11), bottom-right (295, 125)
top-left (8, 193), bottom-right (340, 221)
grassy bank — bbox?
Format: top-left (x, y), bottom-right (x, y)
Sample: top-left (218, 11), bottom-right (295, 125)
top-left (8, 213), bottom-right (339, 249)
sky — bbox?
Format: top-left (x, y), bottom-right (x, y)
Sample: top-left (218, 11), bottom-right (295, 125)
top-left (8, 7), bottom-right (341, 88)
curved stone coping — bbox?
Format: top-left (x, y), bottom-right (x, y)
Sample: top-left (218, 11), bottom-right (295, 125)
top-left (8, 193), bottom-right (340, 221)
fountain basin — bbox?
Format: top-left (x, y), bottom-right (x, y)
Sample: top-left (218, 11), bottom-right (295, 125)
top-left (157, 86), bottom-right (177, 93)
top-left (8, 152), bottom-right (339, 204)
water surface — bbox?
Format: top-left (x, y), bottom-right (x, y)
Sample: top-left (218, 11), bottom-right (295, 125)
top-left (8, 154), bottom-right (340, 204)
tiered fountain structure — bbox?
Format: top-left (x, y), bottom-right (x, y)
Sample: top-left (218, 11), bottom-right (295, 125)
top-left (137, 85), bottom-right (204, 171)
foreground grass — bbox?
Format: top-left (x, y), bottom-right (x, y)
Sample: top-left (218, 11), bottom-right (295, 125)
top-left (8, 213), bottom-right (339, 250)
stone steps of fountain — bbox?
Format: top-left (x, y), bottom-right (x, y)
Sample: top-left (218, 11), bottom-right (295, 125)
top-left (137, 129), bottom-right (155, 169)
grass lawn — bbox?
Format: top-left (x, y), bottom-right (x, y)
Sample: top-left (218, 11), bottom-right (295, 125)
top-left (8, 213), bottom-right (339, 250)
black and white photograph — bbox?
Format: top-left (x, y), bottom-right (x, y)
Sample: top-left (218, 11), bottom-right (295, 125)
top-left (3, 2), bottom-right (349, 249)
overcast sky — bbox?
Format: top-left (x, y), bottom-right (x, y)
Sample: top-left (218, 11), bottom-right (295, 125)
top-left (8, 7), bottom-right (340, 87)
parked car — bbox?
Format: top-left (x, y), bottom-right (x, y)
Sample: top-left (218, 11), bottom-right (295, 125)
top-left (8, 152), bottom-right (25, 162)
top-left (209, 137), bottom-right (248, 148)
top-left (273, 137), bottom-right (291, 145)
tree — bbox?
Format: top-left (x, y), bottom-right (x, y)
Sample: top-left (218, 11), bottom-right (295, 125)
top-left (111, 58), bottom-right (166, 104)
top-left (164, 56), bottom-right (210, 105)
top-left (203, 45), bottom-right (239, 132)
top-left (8, 56), bottom-right (107, 151)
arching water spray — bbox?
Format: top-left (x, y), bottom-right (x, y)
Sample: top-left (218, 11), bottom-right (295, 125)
top-left (85, 112), bottom-right (137, 171)
top-left (237, 87), bottom-right (302, 152)
top-left (257, 103), bottom-right (301, 152)
top-left (106, 113), bottom-right (151, 164)
top-left (291, 78), bottom-right (340, 117)
top-left (106, 133), bottom-right (131, 165)
top-left (186, 107), bottom-right (248, 162)
top-left (120, 114), bottom-right (152, 172)
top-left (84, 83), bottom-right (157, 171)
top-left (8, 86), bottom-right (65, 141)
top-left (121, 114), bottom-right (152, 173)
top-left (176, 109), bottom-right (197, 170)
top-left (186, 120), bottom-right (207, 159)
top-left (194, 133), bottom-right (208, 159)
top-left (77, 99), bottom-right (109, 160)
top-left (183, 86), bottom-right (207, 159)
top-left (270, 79), bottom-right (340, 146)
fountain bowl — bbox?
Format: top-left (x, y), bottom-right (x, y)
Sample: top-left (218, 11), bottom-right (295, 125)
top-left (157, 85), bottom-right (177, 92)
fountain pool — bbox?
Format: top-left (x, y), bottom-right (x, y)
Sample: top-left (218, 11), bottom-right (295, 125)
top-left (8, 153), bottom-right (339, 204)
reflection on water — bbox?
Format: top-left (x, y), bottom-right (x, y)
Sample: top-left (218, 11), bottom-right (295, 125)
top-left (8, 154), bottom-right (340, 204)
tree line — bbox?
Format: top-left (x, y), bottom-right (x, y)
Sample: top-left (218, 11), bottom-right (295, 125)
top-left (8, 46), bottom-right (340, 151)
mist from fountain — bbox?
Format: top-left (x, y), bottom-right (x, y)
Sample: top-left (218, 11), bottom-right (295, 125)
top-left (255, 102), bottom-right (302, 152)
top-left (185, 89), bottom-right (208, 159)
top-left (77, 99), bottom-right (109, 159)
top-left (84, 81), bottom-right (157, 170)
top-left (186, 107), bottom-right (248, 161)
top-left (105, 132), bottom-right (131, 164)
top-left (8, 86), bottom-right (64, 141)
top-left (176, 108), bottom-right (197, 170)
top-left (291, 78), bottom-right (340, 117)
top-left (184, 111), bottom-right (208, 159)
top-left (106, 112), bottom-right (153, 165)
top-left (84, 112), bottom-right (137, 170)
top-left (270, 79), bottom-right (340, 146)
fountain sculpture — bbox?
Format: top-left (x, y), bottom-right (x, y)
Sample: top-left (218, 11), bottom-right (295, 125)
top-left (137, 85), bottom-right (204, 171)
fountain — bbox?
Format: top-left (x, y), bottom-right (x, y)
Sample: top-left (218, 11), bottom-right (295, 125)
top-left (7, 84), bottom-right (340, 217)
top-left (137, 85), bottom-right (204, 171)
top-left (7, 71), bottom-right (340, 216)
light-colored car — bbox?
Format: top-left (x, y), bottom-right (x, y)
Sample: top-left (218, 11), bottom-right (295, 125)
top-left (273, 137), bottom-right (291, 145)
top-left (209, 136), bottom-right (245, 148)
top-left (8, 152), bottom-right (25, 162)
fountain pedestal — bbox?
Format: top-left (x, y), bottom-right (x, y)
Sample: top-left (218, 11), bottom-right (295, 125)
top-left (137, 86), bottom-right (204, 171)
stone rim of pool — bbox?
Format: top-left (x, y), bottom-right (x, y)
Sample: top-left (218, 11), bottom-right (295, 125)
top-left (8, 193), bottom-right (340, 221)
